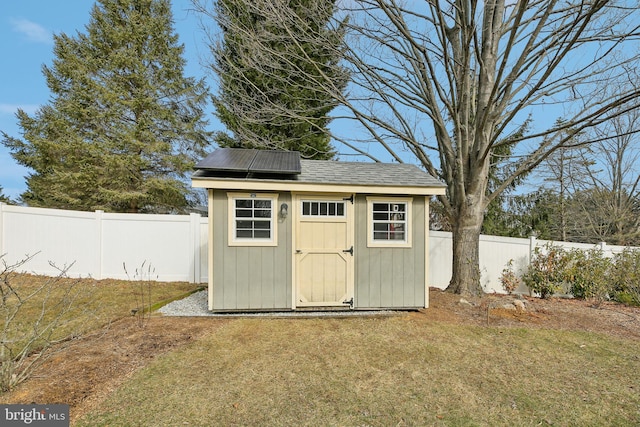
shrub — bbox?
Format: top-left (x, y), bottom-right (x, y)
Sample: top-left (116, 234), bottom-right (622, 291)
top-left (610, 249), bottom-right (640, 307)
top-left (1, 254), bottom-right (91, 392)
top-left (522, 244), bottom-right (570, 298)
top-left (565, 249), bottom-right (612, 303)
top-left (123, 261), bottom-right (158, 328)
top-left (522, 244), bottom-right (640, 305)
top-left (499, 259), bottom-right (521, 294)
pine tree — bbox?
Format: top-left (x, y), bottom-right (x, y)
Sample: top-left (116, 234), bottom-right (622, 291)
top-left (2, 0), bottom-right (210, 213)
top-left (201, 0), bottom-right (348, 159)
top-left (0, 186), bottom-right (11, 204)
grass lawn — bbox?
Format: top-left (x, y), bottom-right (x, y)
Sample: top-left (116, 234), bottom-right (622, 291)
top-left (77, 315), bottom-right (640, 426)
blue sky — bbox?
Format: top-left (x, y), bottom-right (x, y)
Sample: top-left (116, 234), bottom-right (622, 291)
top-left (0, 0), bottom-right (218, 201)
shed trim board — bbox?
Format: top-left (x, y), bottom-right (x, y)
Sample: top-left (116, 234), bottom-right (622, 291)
top-left (193, 178), bottom-right (446, 196)
top-left (424, 197), bottom-right (430, 309)
top-left (193, 149), bottom-right (446, 312)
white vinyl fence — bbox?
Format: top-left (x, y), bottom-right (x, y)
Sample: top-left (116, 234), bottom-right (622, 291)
top-left (0, 203), bottom-right (633, 293)
top-left (0, 203), bottom-right (208, 283)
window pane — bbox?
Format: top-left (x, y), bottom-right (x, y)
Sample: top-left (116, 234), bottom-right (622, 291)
top-left (255, 200), bottom-right (271, 209)
top-left (254, 220), bottom-right (270, 229)
top-left (236, 220), bottom-right (253, 230)
top-left (374, 223), bottom-right (389, 232)
top-left (237, 230), bottom-right (253, 238)
top-left (390, 231), bottom-right (405, 240)
top-left (236, 209), bottom-right (253, 218)
top-left (373, 231), bottom-right (388, 240)
top-left (373, 203), bottom-right (389, 212)
top-left (302, 201), bottom-right (346, 217)
top-left (373, 212), bottom-right (389, 221)
top-left (254, 209), bottom-right (270, 218)
top-left (236, 200), bottom-right (252, 209)
top-left (254, 230), bottom-right (270, 238)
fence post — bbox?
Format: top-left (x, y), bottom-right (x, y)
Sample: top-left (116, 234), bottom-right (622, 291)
top-left (598, 241), bottom-right (607, 258)
top-left (190, 213), bottom-right (201, 284)
top-left (95, 210), bottom-right (104, 280)
top-left (529, 234), bottom-right (537, 267)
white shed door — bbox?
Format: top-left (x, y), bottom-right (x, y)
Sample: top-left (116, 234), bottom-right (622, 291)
top-left (295, 196), bottom-right (354, 307)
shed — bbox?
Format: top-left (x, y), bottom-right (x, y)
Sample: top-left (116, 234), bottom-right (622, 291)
top-left (192, 148), bottom-right (446, 312)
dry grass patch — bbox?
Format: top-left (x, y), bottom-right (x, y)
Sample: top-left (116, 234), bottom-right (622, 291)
top-left (3, 273), bottom-right (200, 339)
top-left (77, 315), bottom-right (640, 426)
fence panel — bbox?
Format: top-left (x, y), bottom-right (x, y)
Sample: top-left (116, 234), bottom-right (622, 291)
top-left (198, 218), bottom-right (209, 283)
top-left (100, 213), bottom-right (196, 282)
top-left (479, 234), bottom-right (531, 293)
top-left (428, 231), bottom-right (453, 289)
top-left (0, 205), bottom-right (99, 277)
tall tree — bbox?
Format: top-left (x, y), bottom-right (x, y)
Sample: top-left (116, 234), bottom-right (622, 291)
top-left (535, 119), bottom-right (590, 242)
top-left (0, 186), bottom-right (11, 204)
top-left (2, 0), bottom-right (210, 213)
top-left (333, 0), bottom-right (640, 295)
top-left (529, 105), bottom-right (640, 245)
top-left (553, 108), bottom-right (640, 245)
top-left (194, 0), bottom-right (349, 159)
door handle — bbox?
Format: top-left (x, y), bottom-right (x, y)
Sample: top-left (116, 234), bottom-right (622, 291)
top-left (342, 246), bottom-right (353, 256)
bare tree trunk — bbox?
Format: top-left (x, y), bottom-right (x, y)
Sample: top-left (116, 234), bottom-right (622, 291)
top-left (447, 206), bottom-right (484, 296)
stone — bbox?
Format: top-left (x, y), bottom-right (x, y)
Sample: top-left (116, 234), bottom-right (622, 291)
top-left (513, 300), bottom-right (526, 311)
top-left (459, 298), bottom-right (474, 307)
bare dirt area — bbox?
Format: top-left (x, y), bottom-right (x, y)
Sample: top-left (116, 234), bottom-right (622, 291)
top-left (2, 289), bottom-right (639, 424)
top-left (423, 288), bottom-right (640, 341)
top-left (1, 316), bottom-right (229, 422)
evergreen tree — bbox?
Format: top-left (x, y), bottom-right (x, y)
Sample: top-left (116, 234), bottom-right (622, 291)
top-left (0, 186), bottom-right (11, 204)
top-left (2, 0), bottom-right (210, 213)
top-left (199, 0), bottom-right (349, 159)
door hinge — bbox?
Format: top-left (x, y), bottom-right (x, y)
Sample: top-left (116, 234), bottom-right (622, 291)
top-left (342, 246), bottom-right (354, 256)
top-left (343, 297), bottom-right (353, 307)
top-left (342, 194), bottom-right (354, 204)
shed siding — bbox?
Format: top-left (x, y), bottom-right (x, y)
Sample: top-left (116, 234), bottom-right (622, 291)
top-left (354, 195), bottom-right (426, 308)
top-left (212, 190), bottom-right (292, 310)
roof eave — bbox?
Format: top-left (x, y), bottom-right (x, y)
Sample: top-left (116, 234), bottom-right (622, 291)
top-left (191, 176), bottom-right (447, 196)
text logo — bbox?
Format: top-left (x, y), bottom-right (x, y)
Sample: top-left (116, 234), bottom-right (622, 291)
top-left (1, 405), bottom-right (69, 426)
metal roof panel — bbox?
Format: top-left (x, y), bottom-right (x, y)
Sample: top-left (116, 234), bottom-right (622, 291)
top-left (194, 148), bottom-right (301, 175)
top-left (195, 148), bottom-right (257, 172)
top-left (250, 150), bottom-right (301, 174)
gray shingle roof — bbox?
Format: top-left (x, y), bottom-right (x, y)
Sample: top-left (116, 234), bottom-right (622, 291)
top-left (297, 160), bottom-right (444, 188)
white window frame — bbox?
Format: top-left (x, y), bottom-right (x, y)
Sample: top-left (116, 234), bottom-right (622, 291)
top-left (228, 192), bottom-right (278, 246)
top-left (366, 197), bottom-right (412, 248)
top-left (300, 199), bottom-right (346, 218)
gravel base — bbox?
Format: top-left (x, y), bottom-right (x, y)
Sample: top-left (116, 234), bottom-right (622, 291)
top-left (157, 290), bottom-right (400, 318)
